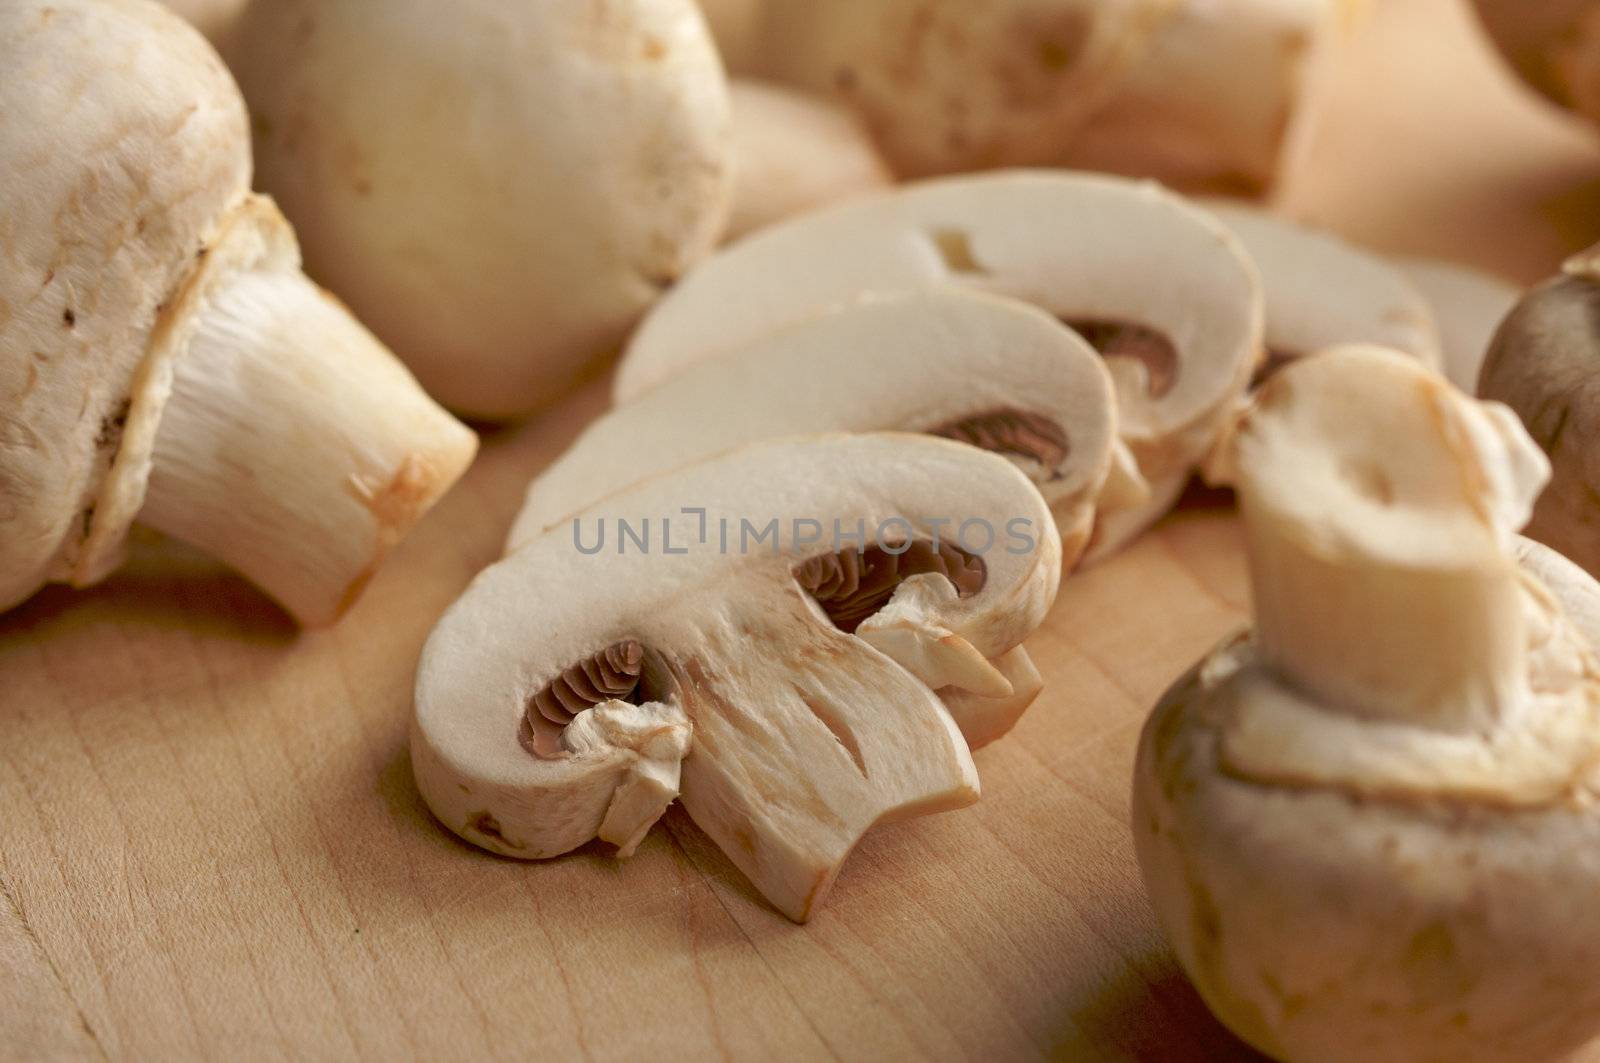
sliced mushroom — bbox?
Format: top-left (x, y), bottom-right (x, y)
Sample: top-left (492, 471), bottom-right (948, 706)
top-left (1063, 0), bottom-right (1353, 193)
top-left (1135, 345), bottom-right (1600, 1061)
top-left (229, 0), bottom-right (732, 419)
top-left (415, 433), bottom-right (1062, 921)
top-left (614, 170), bottom-right (1264, 559)
top-left (1478, 247), bottom-right (1600, 580)
top-left (1200, 200), bottom-right (1442, 379)
top-left (0, 0), bottom-right (476, 624)
top-left (509, 289), bottom-right (1128, 574)
top-left (1396, 256), bottom-right (1519, 393)
top-left (736, 0), bottom-right (1161, 178)
top-left (725, 79), bottom-right (894, 242)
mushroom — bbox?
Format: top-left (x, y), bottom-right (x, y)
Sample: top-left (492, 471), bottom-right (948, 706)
top-left (1395, 256), bottom-right (1519, 393)
top-left (228, 0), bottom-right (733, 419)
top-left (725, 80), bottom-right (894, 242)
top-left (1478, 247), bottom-right (1600, 581)
top-left (414, 433), bottom-right (1062, 921)
top-left (1061, 0), bottom-right (1355, 194)
top-left (1199, 200), bottom-right (1442, 380)
top-left (0, 0), bottom-right (476, 625)
top-left (509, 288), bottom-right (1131, 570)
top-left (731, 0), bottom-right (1350, 191)
top-left (1135, 345), bottom-right (1600, 1061)
top-left (1472, 0), bottom-right (1600, 127)
top-left (613, 170), bottom-right (1264, 561)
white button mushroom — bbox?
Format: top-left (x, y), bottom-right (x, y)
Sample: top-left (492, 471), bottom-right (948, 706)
top-left (0, 0), bottom-right (476, 625)
top-left (1478, 247), bottom-right (1600, 581)
top-left (228, 0), bottom-right (733, 419)
top-left (613, 170), bottom-right (1264, 561)
top-left (1199, 200), bottom-right (1442, 378)
top-left (725, 80), bottom-right (894, 242)
top-left (1135, 345), bottom-right (1600, 1061)
top-left (414, 433), bottom-right (1062, 921)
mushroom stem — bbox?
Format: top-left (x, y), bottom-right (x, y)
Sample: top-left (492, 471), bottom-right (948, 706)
top-left (142, 267), bottom-right (477, 625)
top-left (1240, 499), bottom-right (1527, 732)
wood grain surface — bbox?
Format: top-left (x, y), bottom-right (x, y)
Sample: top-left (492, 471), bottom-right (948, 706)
top-left (5, 1), bottom-right (1600, 1059)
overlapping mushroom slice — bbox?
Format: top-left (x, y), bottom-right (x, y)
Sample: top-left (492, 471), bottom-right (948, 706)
top-left (1136, 346), bottom-right (1600, 1061)
top-left (614, 170), bottom-right (1264, 560)
top-left (1396, 256), bottom-right (1519, 392)
top-left (1199, 200), bottom-right (1442, 381)
top-left (509, 289), bottom-right (1127, 573)
top-left (414, 434), bottom-right (1061, 921)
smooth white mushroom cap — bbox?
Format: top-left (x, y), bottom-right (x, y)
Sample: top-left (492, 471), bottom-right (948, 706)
top-left (0, 0), bottom-right (248, 609)
top-left (615, 171), bottom-right (1263, 557)
top-left (416, 433), bottom-right (1061, 920)
top-left (508, 289), bottom-right (1121, 565)
top-left (725, 79), bottom-right (893, 241)
top-left (231, 0), bottom-right (733, 419)
top-left (1201, 200), bottom-right (1442, 370)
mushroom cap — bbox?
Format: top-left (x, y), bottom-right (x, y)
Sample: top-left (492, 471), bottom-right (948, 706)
top-left (230, 0), bottom-right (733, 419)
top-left (1133, 543), bottom-right (1600, 1061)
top-left (615, 170), bottom-right (1264, 487)
top-left (739, 0), bottom-right (1164, 177)
top-left (415, 432), bottom-right (1061, 919)
top-left (725, 79), bottom-right (893, 241)
top-left (1395, 256), bottom-right (1519, 392)
top-left (1200, 200), bottom-right (1442, 370)
top-left (1478, 265), bottom-right (1600, 579)
top-left (0, 0), bottom-right (249, 610)
top-left (507, 289), bottom-right (1118, 565)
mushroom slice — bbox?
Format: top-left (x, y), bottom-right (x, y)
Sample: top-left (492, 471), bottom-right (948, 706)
top-left (614, 170), bottom-right (1264, 558)
top-left (508, 289), bottom-right (1126, 576)
top-left (0, 0), bottom-right (475, 624)
top-left (725, 80), bottom-right (893, 242)
top-left (1136, 346), bottom-right (1600, 1061)
top-left (1395, 256), bottom-right (1519, 392)
top-left (1199, 200), bottom-right (1442, 379)
top-left (1478, 248), bottom-right (1600, 580)
top-left (415, 433), bottom-right (1061, 922)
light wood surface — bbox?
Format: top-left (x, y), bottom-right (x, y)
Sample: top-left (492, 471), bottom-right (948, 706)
top-left (5, 2), bottom-right (1600, 1059)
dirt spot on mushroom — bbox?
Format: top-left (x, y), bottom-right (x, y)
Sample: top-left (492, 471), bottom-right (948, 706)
top-left (468, 811), bottom-right (526, 850)
top-left (1067, 318), bottom-right (1179, 399)
top-left (642, 34), bottom-right (666, 60)
top-left (928, 408), bottom-right (1069, 477)
top-left (61, 306), bottom-right (75, 328)
top-left (94, 397), bottom-right (131, 452)
top-left (795, 539), bottom-right (985, 633)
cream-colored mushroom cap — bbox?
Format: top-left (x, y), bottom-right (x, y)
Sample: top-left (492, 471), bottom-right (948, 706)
top-left (230, 0), bottom-right (732, 419)
top-left (615, 170), bottom-right (1264, 558)
top-left (415, 433), bottom-right (1061, 922)
top-left (725, 79), bottom-right (893, 241)
top-left (1395, 256), bottom-right (1519, 392)
top-left (1200, 200), bottom-right (1441, 375)
top-left (0, 0), bottom-right (248, 610)
top-left (1136, 346), bottom-right (1600, 1062)
top-left (509, 289), bottom-right (1125, 568)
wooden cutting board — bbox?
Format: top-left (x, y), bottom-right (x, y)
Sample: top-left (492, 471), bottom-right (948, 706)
top-left (5, 1), bottom-right (1599, 1058)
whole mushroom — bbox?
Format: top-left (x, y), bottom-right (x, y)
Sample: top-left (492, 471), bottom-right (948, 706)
top-left (0, 0), bottom-right (476, 625)
top-left (229, 0), bottom-right (733, 418)
top-left (415, 433), bottom-right (1062, 921)
top-left (1478, 247), bottom-right (1600, 580)
top-left (1136, 345), bottom-right (1600, 1061)
top-left (613, 170), bottom-right (1265, 561)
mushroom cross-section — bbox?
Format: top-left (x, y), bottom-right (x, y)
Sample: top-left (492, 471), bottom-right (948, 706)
top-left (612, 170), bottom-right (1264, 561)
top-left (1135, 345), bottom-right (1600, 1062)
top-left (1199, 200), bottom-right (1442, 380)
top-left (508, 289), bottom-right (1130, 571)
top-left (0, 0), bottom-right (476, 624)
top-left (415, 433), bottom-right (1062, 922)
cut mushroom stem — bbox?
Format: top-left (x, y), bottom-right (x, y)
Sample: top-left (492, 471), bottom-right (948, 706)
top-left (1218, 344), bottom-right (1547, 731)
top-left (143, 247), bottom-right (476, 625)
